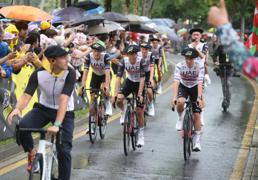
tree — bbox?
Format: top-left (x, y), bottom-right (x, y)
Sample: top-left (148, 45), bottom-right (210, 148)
top-left (141, 0), bottom-right (154, 16)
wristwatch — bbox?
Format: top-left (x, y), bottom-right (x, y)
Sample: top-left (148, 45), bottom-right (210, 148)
top-left (54, 121), bottom-right (62, 127)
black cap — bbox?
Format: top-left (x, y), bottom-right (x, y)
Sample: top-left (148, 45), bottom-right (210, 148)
top-left (150, 35), bottom-right (160, 42)
top-left (91, 42), bottom-right (106, 52)
top-left (181, 47), bottom-right (199, 59)
top-left (44, 45), bottom-right (68, 58)
top-left (189, 28), bottom-right (204, 34)
top-left (125, 45), bottom-right (140, 54)
top-left (140, 43), bottom-right (151, 50)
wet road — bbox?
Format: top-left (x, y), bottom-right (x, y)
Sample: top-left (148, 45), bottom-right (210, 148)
top-left (1, 55), bottom-right (255, 180)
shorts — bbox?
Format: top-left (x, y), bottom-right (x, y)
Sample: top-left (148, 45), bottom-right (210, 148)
top-left (90, 72), bottom-right (105, 91)
top-left (119, 78), bottom-right (144, 108)
top-left (177, 83), bottom-right (202, 113)
top-left (154, 58), bottom-right (160, 65)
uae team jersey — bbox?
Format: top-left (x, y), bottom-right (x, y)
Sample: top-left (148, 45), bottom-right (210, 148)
top-left (151, 45), bottom-right (162, 60)
top-left (25, 67), bottom-right (76, 111)
top-left (137, 52), bottom-right (155, 72)
top-left (117, 56), bottom-right (146, 82)
top-left (174, 61), bottom-right (204, 88)
top-left (84, 52), bottom-right (110, 76)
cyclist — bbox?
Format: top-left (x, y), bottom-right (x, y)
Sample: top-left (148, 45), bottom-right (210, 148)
top-left (79, 41), bottom-right (112, 116)
top-left (150, 35), bottom-right (163, 94)
top-left (213, 44), bottom-right (233, 108)
top-left (138, 43), bottom-right (155, 116)
top-left (113, 45), bottom-right (146, 147)
top-left (171, 47), bottom-right (205, 151)
top-left (7, 45), bottom-right (76, 180)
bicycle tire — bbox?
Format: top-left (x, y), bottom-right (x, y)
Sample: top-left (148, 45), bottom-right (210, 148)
top-left (89, 114), bottom-right (97, 144)
top-left (183, 110), bottom-right (191, 161)
top-left (99, 100), bottom-right (107, 139)
top-left (131, 112), bottom-right (138, 150)
top-left (123, 108), bottom-right (131, 156)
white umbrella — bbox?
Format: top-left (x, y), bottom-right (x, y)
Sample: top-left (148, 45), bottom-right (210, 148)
top-left (126, 14), bottom-right (145, 24)
top-left (87, 20), bottom-right (124, 35)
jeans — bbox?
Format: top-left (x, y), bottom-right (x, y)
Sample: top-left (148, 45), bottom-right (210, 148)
top-left (19, 103), bottom-right (74, 180)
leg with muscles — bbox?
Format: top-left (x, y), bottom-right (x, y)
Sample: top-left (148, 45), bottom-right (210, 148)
top-left (193, 111), bottom-right (202, 152)
top-left (147, 85), bottom-right (155, 116)
top-left (101, 83), bottom-right (112, 116)
top-left (136, 106), bottom-right (145, 146)
top-left (117, 93), bottom-right (125, 125)
top-left (176, 97), bottom-right (186, 131)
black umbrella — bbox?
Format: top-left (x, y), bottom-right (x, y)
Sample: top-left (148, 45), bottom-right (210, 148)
top-left (53, 7), bottom-right (85, 22)
top-left (74, 0), bottom-right (100, 11)
top-left (102, 12), bottom-right (129, 23)
top-left (71, 15), bottom-right (105, 27)
top-left (125, 24), bottom-right (157, 34)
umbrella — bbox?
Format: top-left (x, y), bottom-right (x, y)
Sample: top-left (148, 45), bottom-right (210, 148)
top-left (85, 6), bottom-right (105, 15)
top-left (0, 5), bottom-right (52, 22)
top-left (87, 20), bottom-right (124, 35)
top-left (126, 14), bottom-right (145, 24)
top-left (53, 7), bottom-right (85, 22)
top-left (74, 0), bottom-right (100, 11)
top-left (151, 18), bottom-right (175, 28)
top-left (71, 15), bottom-right (105, 27)
top-left (125, 24), bottom-right (157, 34)
top-left (102, 12), bottom-right (129, 23)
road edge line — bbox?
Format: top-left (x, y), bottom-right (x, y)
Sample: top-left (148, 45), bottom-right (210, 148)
top-left (230, 75), bottom-right (258, 180)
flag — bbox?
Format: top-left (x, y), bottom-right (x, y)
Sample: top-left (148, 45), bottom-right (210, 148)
top-left (250, 0), bottom-right (258, 54)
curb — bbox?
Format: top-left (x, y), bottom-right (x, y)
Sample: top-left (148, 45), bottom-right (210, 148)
top-left (230, 76), bottom-right (258, 180)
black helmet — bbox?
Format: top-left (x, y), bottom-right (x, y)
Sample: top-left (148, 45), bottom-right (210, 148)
top-left (181, 47), bottom-right (199, 59)
top-left (125, 45), bottom-right (140, 54)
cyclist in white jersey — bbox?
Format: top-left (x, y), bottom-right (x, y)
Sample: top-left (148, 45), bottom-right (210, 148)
top-left (171, 47), bottom-right (205, 151)
top-left (113, 45), bottom-right (146, 147)
top-left (138, 43), bottom-right (155, 116)
top-left (80, 41), bottom-right (112, 116)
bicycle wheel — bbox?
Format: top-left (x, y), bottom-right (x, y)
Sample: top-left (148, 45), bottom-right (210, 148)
top-left (131, 112), bottom-right (139, 150)
top-left (183, 111), bottom-right (191, 161)
top-left (99, 114), bottom-right (108, 140)
top-left (89, 114), bottom-right (97, 144)
top-left (123, 108), bottom-right (131, 156)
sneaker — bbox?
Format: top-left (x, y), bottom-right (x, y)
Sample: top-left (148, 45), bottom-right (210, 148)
top-left (205, 74), bottom-right (211, 85)
top-left (193, 132), bottom-right (201, 152)
top-left (137, 129), bottom-right (144, 147)
top-left (27, 149), bottom-right (40, 173)
top-left (105, 99), bottom-right (113, 116)
top-left (147, 101), bottom-right (155, 116)
top-left (120, 110), bottom-right (125, 125)
top-left (157, 83), bottom-right (162, 94)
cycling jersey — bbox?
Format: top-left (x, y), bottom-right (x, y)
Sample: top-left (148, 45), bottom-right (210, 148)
top-left (25, 67), bottom-right (76, 111)
top-left (188, 43), bottom-right (208, 67)
top-left (174, 61), bottom-right (204, 88)
top-left (137, 52), bottom-right (154, 72)
top-left (84, 52), bottom-right (110, 76)
top-left (151, 45), bottom-right (162, 60)
top-left (117, 56), bottom-right (145, 82)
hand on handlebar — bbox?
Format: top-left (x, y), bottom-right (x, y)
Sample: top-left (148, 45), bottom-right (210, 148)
top-left (7, 108), bottom-right (21, 125)
top-left (47, 125), bottom-right (60, 136)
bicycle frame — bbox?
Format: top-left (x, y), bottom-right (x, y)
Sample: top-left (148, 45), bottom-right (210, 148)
top-left (37, 138), bottom-right (57, 180)
top-left (16, 127), bottom-right (60, 180)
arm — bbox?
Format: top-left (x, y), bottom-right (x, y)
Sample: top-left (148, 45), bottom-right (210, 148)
top-left (114, 59), bottom-right (125, 96)
top-left (172, 80), bottom-right (180, 101)
top-left (81, 54), bottom-right (90, 88)
top-left (104, 54), bottom-right (111, 88)
top-left (138, 60), bottom-right (146, 96)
